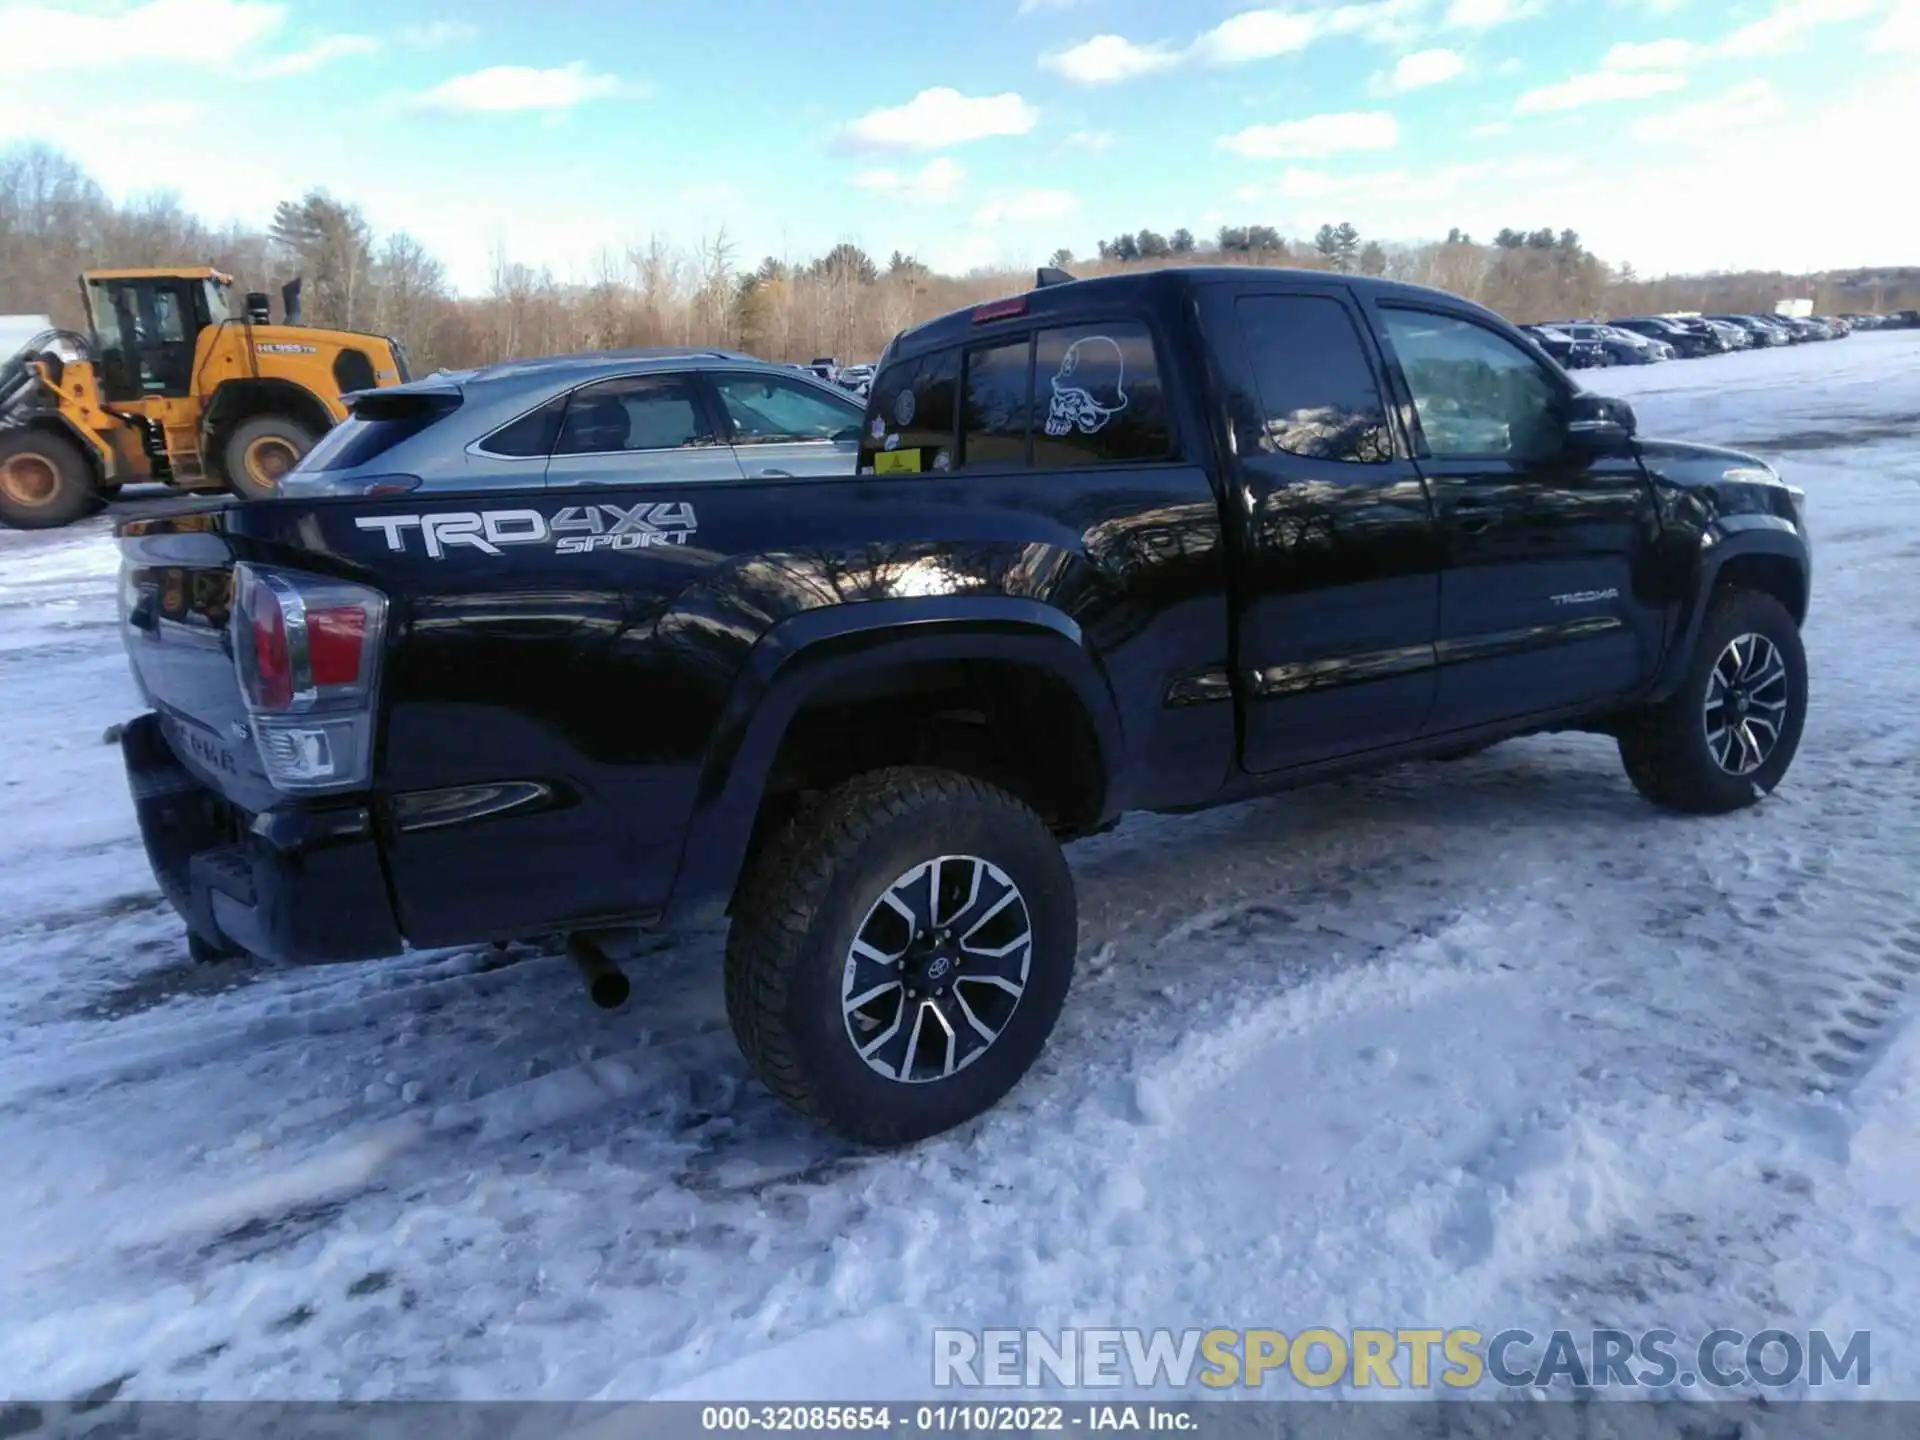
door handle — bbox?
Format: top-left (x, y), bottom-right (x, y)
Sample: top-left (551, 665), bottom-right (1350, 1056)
top-left (1456, 514), bottom-right (1495, 535)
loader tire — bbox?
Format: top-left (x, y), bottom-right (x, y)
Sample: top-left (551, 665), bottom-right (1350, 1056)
top-left (225, 416), bottom-right (317, 500)
top-left (0, 430), bottom-right (103, 530)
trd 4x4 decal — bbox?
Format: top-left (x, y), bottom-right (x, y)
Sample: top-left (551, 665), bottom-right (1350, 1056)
top-left (355, 503), bottom-right (698, 559)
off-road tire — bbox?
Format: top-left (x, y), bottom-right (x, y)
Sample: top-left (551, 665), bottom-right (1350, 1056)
top-left (725, 767), bottom-right (1077, 1146)
top-left (1618, 587), bottom-right (1807, 815)
top-left (0, 430), bottom-right (102, 530)
top-left (224, 415), bottom-right (317, 500)
top-left (188, 930), bottom-right (244, 965)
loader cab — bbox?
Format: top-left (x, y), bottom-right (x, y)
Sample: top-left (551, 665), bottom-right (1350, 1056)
top-left (80, 268), bottom-right (232, 404)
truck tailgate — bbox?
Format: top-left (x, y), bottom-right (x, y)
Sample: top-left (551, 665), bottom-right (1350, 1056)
top-left (117, 504), bottom-right (281, 815)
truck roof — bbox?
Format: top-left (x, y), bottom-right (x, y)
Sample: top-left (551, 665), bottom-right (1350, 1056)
top-left (887, 265), bottom-right (1484, 363)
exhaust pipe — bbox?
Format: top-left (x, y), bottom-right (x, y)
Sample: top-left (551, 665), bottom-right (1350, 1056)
top-left (567, 933), bottom-right (630, 1010)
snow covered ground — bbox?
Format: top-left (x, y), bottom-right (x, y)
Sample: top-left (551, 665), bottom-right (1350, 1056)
top-left (1, 334), bottom-right (1917, 1406)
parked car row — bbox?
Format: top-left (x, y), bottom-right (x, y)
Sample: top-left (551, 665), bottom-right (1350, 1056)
top-left (1521, 309), bottom-right (1918, 369)
top-left (792, 358), bottom-right (876, 398)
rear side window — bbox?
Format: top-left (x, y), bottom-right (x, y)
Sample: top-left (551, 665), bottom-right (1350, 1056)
top-left (962, 338), bottom-right (1032, 469)
top-left (298, 396), bottom-right (459, 472)
top-left (478, 395), bottom-right (567, 458)
top-left (554, 375), bottom-right (713, 455)
top-left (1033, 322), bottom-right (1172, 467)
top-left (1234, 296), bottom-right (1391, 463)
top-left (862, 348), bottom-right (959, 474)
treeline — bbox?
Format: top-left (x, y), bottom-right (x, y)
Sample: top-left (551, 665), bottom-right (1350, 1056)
top-left (4, 143), bottom-right (1915, 378)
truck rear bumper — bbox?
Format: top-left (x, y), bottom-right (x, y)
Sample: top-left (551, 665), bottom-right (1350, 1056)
top-left (121, 712), bottom-right (404, 964)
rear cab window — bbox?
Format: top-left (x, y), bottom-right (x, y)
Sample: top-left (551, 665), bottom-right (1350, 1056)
top-left (861, 349), bottom-right (959, 474)
top-left (858, 316), bottom-right (1174, 475)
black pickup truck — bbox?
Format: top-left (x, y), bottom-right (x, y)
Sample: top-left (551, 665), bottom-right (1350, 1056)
top-left (114, 267), bottom-right (1813, 1144)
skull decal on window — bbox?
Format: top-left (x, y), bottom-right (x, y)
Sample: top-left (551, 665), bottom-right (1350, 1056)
top-left (1044, 335), bottom-right (1129, 437)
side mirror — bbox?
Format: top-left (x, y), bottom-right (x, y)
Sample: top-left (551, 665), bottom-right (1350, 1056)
top-left (1565, 391), bottom-right (1636, 451)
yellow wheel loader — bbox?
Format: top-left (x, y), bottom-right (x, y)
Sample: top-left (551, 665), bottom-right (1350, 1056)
top-left (0, 267), bottom-right (409, 529)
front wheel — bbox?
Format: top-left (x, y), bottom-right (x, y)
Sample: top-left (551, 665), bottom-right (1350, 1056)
top-left (1618, 588), bottom-right (1807, 815)
top-left (725, 767), bottom-right (1078, 1146)
top-left (224, 415), bottom-right (317, 499)
top-left (0, 430), bottom-right (102, 529)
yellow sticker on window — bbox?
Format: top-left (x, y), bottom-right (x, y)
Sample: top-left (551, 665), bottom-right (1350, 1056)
top-left (873, 449), bottom-right (922, 474)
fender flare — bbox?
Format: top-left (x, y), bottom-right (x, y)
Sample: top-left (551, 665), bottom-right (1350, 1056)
top-left (1648, 518), bottom-right (1810, 702)
top-left (663, 596), bottom-right (1125, 926)
top-left (32, 412), bottom-right (117, 483)
top-left (201, 378), bottom-right (340, 460)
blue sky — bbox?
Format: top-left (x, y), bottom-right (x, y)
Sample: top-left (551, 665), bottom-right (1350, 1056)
top-left (3, 0), bottom-right (1917, 292)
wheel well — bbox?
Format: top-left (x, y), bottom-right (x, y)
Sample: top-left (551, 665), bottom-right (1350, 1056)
top-left (734, 659), bottom-right (1107, 907)
top-left (203, 381), bottom-right (333, 473)
top-left (1715, 552), bottom-right (1807, 626)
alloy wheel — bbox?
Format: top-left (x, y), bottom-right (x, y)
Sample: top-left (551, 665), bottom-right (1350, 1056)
top-left (1703, 632), bottom-right (1790, 776)
top-left (842, 855), bottom-right (1033, 1084)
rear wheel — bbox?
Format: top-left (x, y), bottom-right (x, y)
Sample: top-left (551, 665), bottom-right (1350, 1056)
top-left (224, 415), bottom-right (317, 499)
top-left (0, 430), bottom-right (102, 530)
top-left (725, 767), bottom-right (1078, 1146)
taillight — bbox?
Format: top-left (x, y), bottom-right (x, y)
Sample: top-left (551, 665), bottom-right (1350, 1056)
top-left (232, 564), bottom-right (388, 793)
top-left (307, 607), bottom-right (367, 685)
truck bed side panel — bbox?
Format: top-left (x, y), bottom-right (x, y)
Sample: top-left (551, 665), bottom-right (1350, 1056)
top-left (209, 468), bottom-right (1229, 945)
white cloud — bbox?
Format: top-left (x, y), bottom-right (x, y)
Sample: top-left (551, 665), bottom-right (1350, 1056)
top-left (1568, 70), bottom-right (1920, 273)
top-left (1323, 0), bottom-right (1429, 44)
top-left (1468, 119), bottom-right (1513, 136)
top-left (1234, 155), bottom-right (1575, 208)
top-left (1514, 68), bottom-right (1684, 112)
top-left (1049, 1), bottom-right (1425, 83)
top-left (1719, 0), bottom-right (1876, 56)
top-left (1631, 79), bottom-right (1786, 141)
top-left (1874, 0), bottom-right (1920, 49)
top-left (1602, 38), bottom-right (1696, 68)
top-left (1041, 34), bottom-right (1180, 84)
top-left (255, 33), bottom-right (378, 77)
top-left (850, 157), bottom-right (967, 203)
top-left (925, 233), bottom-right (1013, 276)
top-left (1218, 110), bottom-right (1399, 159)
top-left (842, 88), bottom-right (1039, 151)
top-left (1381, 47), bottom-right (1466, 90)
top-left (1444, 0), bottom-right (1543, 29)
top-left (400, 20), bottom-right (477, 48)
top-left (1, 0), bottom-right (284, 73)
top-left (1060, 129), bottom-right (1116, 151)
top-left (973, 189), bottom-right (1079, 226)
top-left (1190, 8), bottom-right (1320, 65)
top-left (1017, 0), bottom-right (1087, 12)
top-left (411, 63), bottom-right (632, 112)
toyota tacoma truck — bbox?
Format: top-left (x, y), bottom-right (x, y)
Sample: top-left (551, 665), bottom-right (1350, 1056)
top-left (114, 267), bottom-right (1813, 1145)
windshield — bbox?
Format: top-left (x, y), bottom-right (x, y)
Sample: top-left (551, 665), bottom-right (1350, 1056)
top-left (204, 279), bottom-right (231, 322)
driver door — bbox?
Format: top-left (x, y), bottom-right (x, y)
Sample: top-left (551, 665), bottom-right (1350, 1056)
top-left (705, 370), bottom-right (863, 478)
top-left (103, 281), bottom-right (196, 400)
top-left (1368, 302), bottom-right (1659, 734)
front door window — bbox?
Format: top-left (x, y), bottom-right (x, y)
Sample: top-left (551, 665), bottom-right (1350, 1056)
top-left (1380, 308), bottom-right (1568, 462)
